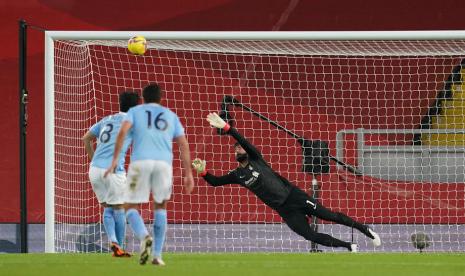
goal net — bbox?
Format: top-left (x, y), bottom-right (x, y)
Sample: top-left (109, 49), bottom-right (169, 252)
top-left (45, 31), bottom-right (465, 253)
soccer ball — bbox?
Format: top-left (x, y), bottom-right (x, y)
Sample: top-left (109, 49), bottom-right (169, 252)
top-left (411, 232), bottom-right (431, 251)
top-left (128, 35), bottom-right (147, 55)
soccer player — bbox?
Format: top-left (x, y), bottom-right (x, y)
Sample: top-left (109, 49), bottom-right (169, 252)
top-left (192, 112), bottom-right (381, 252)
top-left (105, 83), bottom-right (194, 266)
top-left (82, 91), bottom-right (139, 257)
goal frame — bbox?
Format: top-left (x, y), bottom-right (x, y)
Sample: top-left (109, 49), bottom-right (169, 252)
top-left (44, 30), bottom-right (465, 253)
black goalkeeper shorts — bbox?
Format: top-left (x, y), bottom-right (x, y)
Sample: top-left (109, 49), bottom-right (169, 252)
top-left (275, 187), bottom-right (319, 218)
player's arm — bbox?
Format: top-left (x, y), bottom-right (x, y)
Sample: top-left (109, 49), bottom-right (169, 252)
top-left (82, 130), bottom-right (97, 161)
top-left (104, 121), bottom-right (132, 177)
top-left (192, 158), bottom-right (237, 186)
top-left (227, 127), bottom-right (262, 160)
top-left (206, 112), bottom-right (262, 159)
top-left (174, 135), bottom-right (195, 194)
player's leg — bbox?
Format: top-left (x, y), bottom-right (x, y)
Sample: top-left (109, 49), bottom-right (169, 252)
top-left (107, 204), bottom-right (131, 257)
top-left (102, 205), bottom-right (118, 244)
top-left (281, 211), bottom-right (354, 251)
top-left (305, 197), bottom-right (381, 246)
top-left (105, 204), bottom-right (130, 257)
top-left (152, 201), bottom-right (167, 266)
top-left (106, 173), bottom-right (128, 249)
top-left (125, 202), bottom-right (152, 264)
top-left (125, 161), bottom-right (153, 264)
top-left (125, 205), bottom-right (149, 240)
top-left (150, 161), bottom-right (172, 266)
top-left (88, 167), bottom-right (119, 247)
top-left (112, 205), bottom-right (126, 248)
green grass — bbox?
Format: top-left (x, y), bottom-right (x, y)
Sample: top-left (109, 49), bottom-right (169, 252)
top-left (1, 253), bottom-right (464, 276)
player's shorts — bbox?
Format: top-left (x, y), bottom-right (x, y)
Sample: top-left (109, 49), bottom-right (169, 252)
top-left (88, 166), bottom-right (127, 205)
top-left (125, 160), bottom-right (173, 204)
top-left (276, 187), bottom-right (320, 217)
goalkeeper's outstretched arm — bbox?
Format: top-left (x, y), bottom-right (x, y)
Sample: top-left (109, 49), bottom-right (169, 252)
top-left (207, 112), bottom-right (262, 160)
top-left (227, 127), bottom-right (262, 160)
top-left (204, 172), bottom-right (237, 187)
top-left (192, 158), bottom-right (237, 186)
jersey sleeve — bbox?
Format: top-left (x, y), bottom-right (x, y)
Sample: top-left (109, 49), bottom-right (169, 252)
top-left (228, 127), bottom-right (262, 160)
top-left (125, 107), bottom-right (135, 125)
top-left (203, 171), bottom-right (238, 187)
top-left (89, 120), bottom-right (102, 137)
top-left (173, 113), bottom-right (185, 138)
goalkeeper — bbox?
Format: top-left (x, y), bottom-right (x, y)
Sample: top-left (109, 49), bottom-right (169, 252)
top-left (192, 112), bottom-right (381, 252)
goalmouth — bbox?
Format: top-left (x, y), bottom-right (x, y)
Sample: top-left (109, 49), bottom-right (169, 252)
top-left (45, 31), bottom-right (465, 253)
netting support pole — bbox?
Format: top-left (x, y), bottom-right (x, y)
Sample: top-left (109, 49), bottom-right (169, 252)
top-left (18, 19), bottom-right (28, 254)
top-left (309, 176), bottom-right (322, 253)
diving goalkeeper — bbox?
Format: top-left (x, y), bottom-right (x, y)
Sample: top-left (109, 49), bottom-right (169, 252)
top-left (192, 112), bottom-right (381, 252)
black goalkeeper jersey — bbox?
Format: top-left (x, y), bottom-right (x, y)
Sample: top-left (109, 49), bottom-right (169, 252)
top-left (202, 127), bottom-right (294, 209)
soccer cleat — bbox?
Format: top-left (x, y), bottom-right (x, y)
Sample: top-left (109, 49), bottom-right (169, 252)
top-left (368, 228), bottom-right (381, 247)
top-left (111, 242), bottom-right (131, 257)
top-left (350, 243), bottom-right (359, 253)
top-left (152, 258), bottom-right (166, 266)
top-left (139, 236), bottom-right (153, 265)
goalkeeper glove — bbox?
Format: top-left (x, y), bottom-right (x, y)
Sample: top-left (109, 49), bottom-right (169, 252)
top-left (207, 112), bottom-right (230, 132)
top-left (192, 158), bottom-right (207, 176)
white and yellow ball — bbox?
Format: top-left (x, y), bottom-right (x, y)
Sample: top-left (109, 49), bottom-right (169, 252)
top-left (127, 35), bottom-right (147, 55)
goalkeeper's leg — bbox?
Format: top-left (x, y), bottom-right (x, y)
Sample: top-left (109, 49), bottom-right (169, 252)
top-left (308, 201), bottom-right (381, 246)
top-left (281, 212), bottom-right (354, 251)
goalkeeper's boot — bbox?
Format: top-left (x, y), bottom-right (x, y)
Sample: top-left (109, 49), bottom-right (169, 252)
top-left (362, 225), bottom-right (382, 247)
top-left (368, 228), bottom-right (381, 247)
top-left (139, 236), bottom-right (153, 265)
top-left (111, 242), bottom-right (131, 257)
top-left (350, 243), bottom-right (359, 253)
top-left (152, 257), bottom-right (166, 266)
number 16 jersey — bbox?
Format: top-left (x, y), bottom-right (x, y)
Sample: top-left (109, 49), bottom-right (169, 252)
top-left (125, 103), bottom-right (185, 165)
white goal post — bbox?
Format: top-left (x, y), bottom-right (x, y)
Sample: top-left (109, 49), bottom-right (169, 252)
top-left (45, 31), bottom-right (465, 253)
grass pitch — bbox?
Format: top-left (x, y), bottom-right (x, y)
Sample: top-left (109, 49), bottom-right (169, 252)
top-left (1, 252), bottom-right (464, 276)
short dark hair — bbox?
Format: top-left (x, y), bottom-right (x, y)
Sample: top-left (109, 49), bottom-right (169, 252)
top-left (119, 91), bottom-right (140, 112)
top-left (142, 83), bottom-right (162, 103)
top-left (233, 142), bottom-right (241, 148)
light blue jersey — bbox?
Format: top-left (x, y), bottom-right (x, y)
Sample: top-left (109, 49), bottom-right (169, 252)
top-left (89, 112), bottom-right (132, 173)
top-left (125, 103), bottom-right (184, 164)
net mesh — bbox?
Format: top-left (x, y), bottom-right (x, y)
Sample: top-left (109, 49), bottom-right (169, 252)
top-left (52, 38), bottom-right (465, 253)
